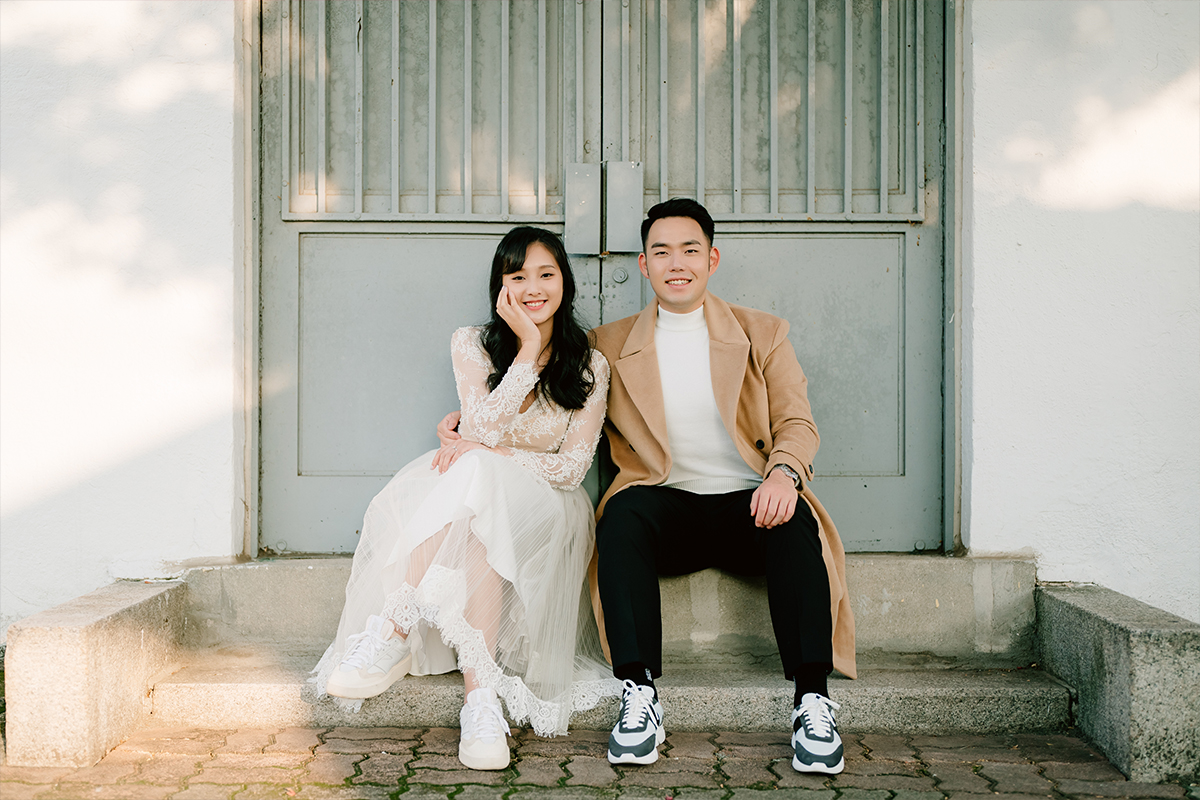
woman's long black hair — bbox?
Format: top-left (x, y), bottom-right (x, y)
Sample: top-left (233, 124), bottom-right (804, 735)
top-left (480, 226), bottom-right (595, 411)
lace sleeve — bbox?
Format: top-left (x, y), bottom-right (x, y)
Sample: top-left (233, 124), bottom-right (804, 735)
top-left (451, 327), bottom-right (541, 448)
top-left (501, 351), bottom-right (610, 490)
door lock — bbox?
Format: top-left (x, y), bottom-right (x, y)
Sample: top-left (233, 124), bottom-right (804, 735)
top-left (613, 268), bottom-right (629, 284)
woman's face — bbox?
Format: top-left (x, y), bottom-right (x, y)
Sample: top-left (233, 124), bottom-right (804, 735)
top-left (501, 242), bottom-right (564, 329)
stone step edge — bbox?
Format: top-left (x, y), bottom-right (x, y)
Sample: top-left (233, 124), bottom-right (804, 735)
top-left (147, 668), bottom-right (1071, 735)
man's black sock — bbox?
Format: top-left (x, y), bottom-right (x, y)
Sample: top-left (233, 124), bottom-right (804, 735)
top-left (793, 663), bottom-right (831, 706)
top-left (614, 662), bottom-right (657, 697)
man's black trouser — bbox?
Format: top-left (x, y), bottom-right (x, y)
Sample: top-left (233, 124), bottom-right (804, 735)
top-left (596, 484), bottom-right (832, 680)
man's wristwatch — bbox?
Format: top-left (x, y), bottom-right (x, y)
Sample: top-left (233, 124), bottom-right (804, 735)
top-left (770, 463), bottom-right (802, 489)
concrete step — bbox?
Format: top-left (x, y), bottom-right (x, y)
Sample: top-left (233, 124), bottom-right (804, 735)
top-left (182, 555), bottom-right (1040, 667)
top-left (146, 644), bottom-right (1070, 735)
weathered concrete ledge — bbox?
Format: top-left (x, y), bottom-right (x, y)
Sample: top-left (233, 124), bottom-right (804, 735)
top-left (4, 580), bottom-right (186, 767)
top-left (1037, 584), bottom-right (1200, 783)
top-left (183, 554), bottom-right (1038, 665)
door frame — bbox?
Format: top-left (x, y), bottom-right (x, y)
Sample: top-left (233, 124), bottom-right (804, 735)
top-left (236, 0), bottom-right (262, 559)
top-left (237, 0), bottom-right (968, 558)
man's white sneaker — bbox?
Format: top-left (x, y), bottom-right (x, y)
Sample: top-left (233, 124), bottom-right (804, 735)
top-left (326, 615), bottom-right (411, 699)
top-left (791, 693), bottom-right (845, 774)
top-left (458, 687), bottom-right (511, 770)
top-left (606, 680), bottom-right (665, 765)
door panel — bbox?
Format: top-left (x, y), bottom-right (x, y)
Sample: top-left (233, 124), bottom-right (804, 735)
top-left (296, 234), bottom-right (496, 478)
top-left (596, 0), bottom-right (944, 551)
top-left (713, 230), bottom-right (943, 551)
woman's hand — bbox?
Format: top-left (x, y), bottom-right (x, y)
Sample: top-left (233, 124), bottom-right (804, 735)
top-left (496, 286), bottom-right (542, 352)
top-left (430, 439), bottom-right (493, 474)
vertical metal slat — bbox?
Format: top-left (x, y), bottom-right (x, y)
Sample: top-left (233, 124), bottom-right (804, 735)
top-left (537, 0), bottom-right (546, 214)
top-left (806, 0), bottom-right (815, 214)
top-left (317, 0), bottom-right (327, 213)
top-left (843, 0), bottom-right (852, 215)
top-left (391, 1), bottom-right (400, 213)
top-left (659, 0), bottom-right (668, 202)
top-left (281, 0), bottom-right (291, 214)
top-left (879, 0), bottom-right (889, 214)
top-left (576, 0), bottom-right (584, 162)
top-left (501, 0), bottom-right (509, 216)
top-left (354, 0), bottom-right (364, 216)
top-left (696, 3), bottom-right (705, 204)
top-left (463, 0), bottom-right (472, 214)
top-left (916, 0), bottom-right (925, 217)
top-left (621, 0), bottom-right (630, 162)
top-left (769, 0), bottom-right (778, 214)
top-left (427, 0), bottom-right (437, 214)
top-left (732, 0), bottom-right (742, 213)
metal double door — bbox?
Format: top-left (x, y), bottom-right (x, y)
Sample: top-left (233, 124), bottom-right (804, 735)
top-left (259, 0), bottom-right (946, 554)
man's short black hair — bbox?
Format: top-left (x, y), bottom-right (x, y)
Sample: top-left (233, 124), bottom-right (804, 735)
top-left (640, 198), bottom-right (716, 252)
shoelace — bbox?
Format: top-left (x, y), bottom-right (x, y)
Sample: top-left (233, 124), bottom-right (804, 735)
top-left (619, 679), bottom-right (656, 729)
top-left (798, 695), bottom-right (840, 738)
top-left (466, 698), bottom-right (509, 743)
top-left (341, 628), bottom-right (389, 670)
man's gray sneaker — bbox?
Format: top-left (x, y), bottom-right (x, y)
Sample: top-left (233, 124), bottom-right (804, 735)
top-left (791, 692), bottom-right (845, 774)
top-left (607, 679), bottom-right (665, 765)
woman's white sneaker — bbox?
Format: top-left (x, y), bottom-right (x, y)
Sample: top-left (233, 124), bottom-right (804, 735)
top-left (326, 615), bottom-right (411, 699)
top-left (791, 693), bottom-right (845, 774)
top-left (459, 687), bottom-right (511, 770)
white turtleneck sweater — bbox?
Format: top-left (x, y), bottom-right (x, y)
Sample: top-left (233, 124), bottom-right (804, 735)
top-left (655, 305), bottom-right (763, 494)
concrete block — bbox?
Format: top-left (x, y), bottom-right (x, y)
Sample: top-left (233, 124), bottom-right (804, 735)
top-left (4, 580), bottom-right (185, 767)
top-left (659, 555), bottom-right (1037, 665)
top-left (181, 558), bottom-right (349, 648)
top-left (1036, 584), bottom-right (1200, 783)
top-left (848, 556), bottom-right (1037, 663)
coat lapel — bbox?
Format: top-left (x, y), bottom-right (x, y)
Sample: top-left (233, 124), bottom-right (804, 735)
top-left (614, 302), bottom-right (670, 470)
top-left (704, 293), bottom-right (751, 444)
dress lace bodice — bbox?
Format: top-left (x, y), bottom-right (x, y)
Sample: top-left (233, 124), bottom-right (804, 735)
top-left (451, 326), bottom-right (609, 489)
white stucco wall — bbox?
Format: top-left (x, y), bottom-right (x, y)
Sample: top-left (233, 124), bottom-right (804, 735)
top-left (963, 1), bottom-right (1200, 622)
top-left (0, 1), bottom-right (242, 639)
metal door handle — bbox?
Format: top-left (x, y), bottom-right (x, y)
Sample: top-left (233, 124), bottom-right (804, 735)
top-left (613, 268), bottom-right (629, 284)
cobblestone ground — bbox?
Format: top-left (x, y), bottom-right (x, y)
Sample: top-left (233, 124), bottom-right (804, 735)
top-left (1, 728), bottom-right (1197, 800)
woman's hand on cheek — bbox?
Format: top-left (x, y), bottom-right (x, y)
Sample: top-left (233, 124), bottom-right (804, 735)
top-left (496, 286), bottom-right (542, 351)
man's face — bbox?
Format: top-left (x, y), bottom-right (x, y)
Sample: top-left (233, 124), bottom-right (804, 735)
top-left (638, 216), bottom-right (720, 315)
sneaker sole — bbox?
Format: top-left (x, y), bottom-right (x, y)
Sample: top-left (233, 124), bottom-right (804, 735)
top-left (326, 653), bottom-right (412, 700)
top-left (459, 745), bottom-right (511, 771)
top-left (792, 755), bottom-right (845, 774)
top-left (607, 726), bottom-right (666, 765)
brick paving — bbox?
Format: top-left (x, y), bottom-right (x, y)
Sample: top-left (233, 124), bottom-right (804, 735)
top-left (1, 727), bottom-right (1197, 800)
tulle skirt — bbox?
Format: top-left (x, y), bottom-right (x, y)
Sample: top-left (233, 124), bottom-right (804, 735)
top-left (311, 448), bottom-right (622, 736)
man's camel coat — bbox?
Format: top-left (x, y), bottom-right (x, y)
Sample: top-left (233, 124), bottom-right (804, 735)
top-left (587, 292), bottom-right (857, 679)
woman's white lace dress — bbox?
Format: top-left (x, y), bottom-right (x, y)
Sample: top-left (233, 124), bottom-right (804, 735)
top-left (311, 326), bottom-right (622, 736)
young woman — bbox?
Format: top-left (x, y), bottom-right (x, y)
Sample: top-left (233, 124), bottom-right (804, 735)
top-left (311, 227), bottom-right (621, 770)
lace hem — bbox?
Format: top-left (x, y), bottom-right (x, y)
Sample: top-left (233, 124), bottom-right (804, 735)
top-left (381, 565), bottom-right (622, 737)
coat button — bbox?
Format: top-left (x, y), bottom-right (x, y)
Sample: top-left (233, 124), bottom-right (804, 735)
top-left (755, 439), bottom-right (765, 449)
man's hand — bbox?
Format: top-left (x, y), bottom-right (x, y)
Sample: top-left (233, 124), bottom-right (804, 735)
top-left (749, 468), bottom-right (799, 528)
top-left (430, 439), bottom-right (493, 474)
top-left (436, 411), bottom-right (462, 446)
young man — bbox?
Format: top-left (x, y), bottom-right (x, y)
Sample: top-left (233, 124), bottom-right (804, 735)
top-left (439, 199), bottom-right (855, 772)
top-left (588, 198), bottom-right (855, 773)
